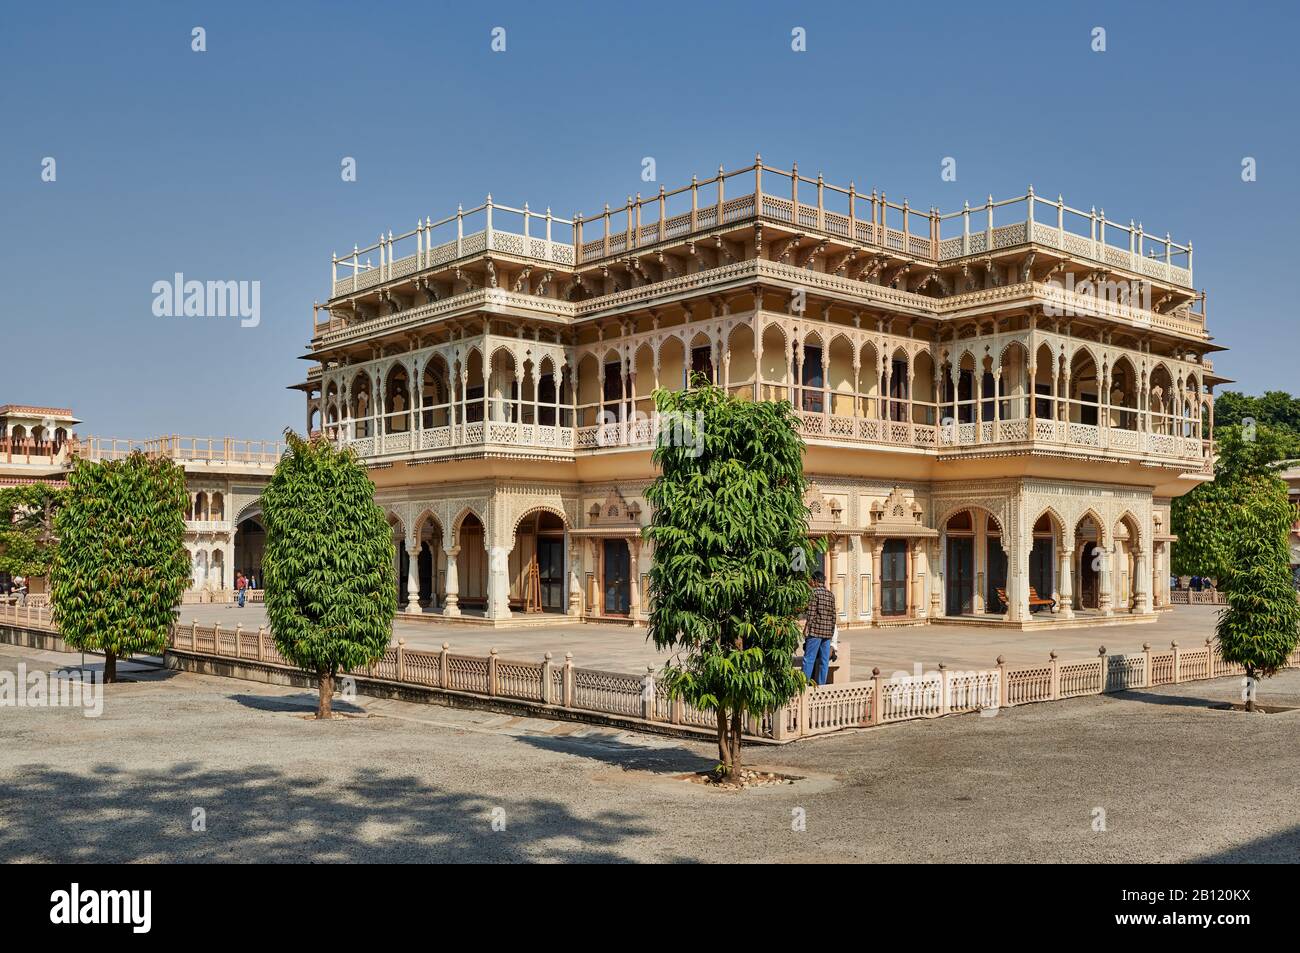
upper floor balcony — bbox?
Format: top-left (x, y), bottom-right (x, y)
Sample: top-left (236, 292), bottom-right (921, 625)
top-left (318, 319), bottom-right (1213, 473)
top-left (322, 157), bottom-right (1198, 314)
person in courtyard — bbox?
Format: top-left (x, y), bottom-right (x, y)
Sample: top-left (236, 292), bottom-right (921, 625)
top-left (235, 571), bottom-right (247, 608)
top-left (802, 570), bottom-right (837, 687)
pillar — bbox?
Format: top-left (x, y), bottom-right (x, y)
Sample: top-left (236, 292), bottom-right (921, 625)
top-left (566, 537), bottom-right (582, 617)
top-left (870, 540), bottom-right (883, 624)
top-left (628, 538), bottom-right (642, 620)
top-left (487, 541), bottom-right (512, 620)
top-left (403, 536), bottom-right (420, 612)
top-left (1099, 539), bottom-right (1114, 616)
top-left (1135, 539), bottom-right (1152, 614)
top-left (1058, 533), bottom-right (1075, 620)
top-left (442, 545), bottom-right (461, 616)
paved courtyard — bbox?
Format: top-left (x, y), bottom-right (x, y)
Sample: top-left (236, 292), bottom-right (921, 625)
top-left (0, 640), bottom-right (1295, 863)
top-left (180, 603), bottom-right (1225, 677)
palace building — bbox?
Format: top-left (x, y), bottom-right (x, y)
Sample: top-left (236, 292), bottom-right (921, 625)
top-left (296, 157), bottom-right (1224, 628)
top-left (1, 412), bottom-right (279, 602)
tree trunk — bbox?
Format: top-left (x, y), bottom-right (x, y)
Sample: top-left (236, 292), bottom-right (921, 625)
top-left (715, 707), bottom-right (732, 775)
top-left (729, 709), bottom-right (744, 777)
top-left (1244, 666), bottom-right (1257, 712)
top-left (104, 651), bottom-right (117, 684)
top-left (317, 670), bottom-right (334, 719)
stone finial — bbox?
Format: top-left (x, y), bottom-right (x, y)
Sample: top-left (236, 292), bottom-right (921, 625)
top-left (398, 638), bottom-right (405, 647)
top-left (442, 642), bottom-right (450, 650)
top-left (1171, 640), bottom-right (1178, 648)
top-left (1049, 650), bottom-right (1057, 660)
top-left (872, 667), bottom-right (880, 676)
top-left (1098, 646), bottom-right (1106, 656)
top-left (996, 656), bottom-right (1004, 665)
top-left (1143, 642), bottom-right (1151, 650)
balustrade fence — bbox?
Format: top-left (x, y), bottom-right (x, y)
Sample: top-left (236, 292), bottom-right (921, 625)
top-left (325, 158), bottom-right (1199, 309)
top-left (5, 601), bottom-right (1289, 742)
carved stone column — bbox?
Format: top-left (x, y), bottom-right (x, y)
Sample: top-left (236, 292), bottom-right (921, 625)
top-left (487, 542), bottom-right (512, 620)
top-left (442, 545), bottom-right (461, 616)
top-left (1099, 540), bottom-right (1114, 616)
top-left (1058, 534), bottom-right (1075, 620)
top-left (1135, 539), bottom-right (1152, 614)
top-left (870, 540), bottom-right (884, 624)
top-left (403, 535), bottom-right (420, 613)
top-left (628, 538), bottom-right (642, 620)
top-left (567, 538), bottom-right (582, 617)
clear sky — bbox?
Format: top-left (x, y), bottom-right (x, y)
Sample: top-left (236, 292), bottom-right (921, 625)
top-left (2, 0), bottom-right (1297, 440)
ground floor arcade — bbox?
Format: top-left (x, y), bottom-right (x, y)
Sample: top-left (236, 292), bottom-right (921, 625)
top-left (373, 476), bottom-right (1171, 629)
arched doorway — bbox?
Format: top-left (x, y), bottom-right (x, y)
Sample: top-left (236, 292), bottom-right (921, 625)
top-left (1075, 514), bottom-right (1104, 610)
top-left (234, 515), bottom-right (266, 586)
top-left (943, 507), bottom-right (1005, 617)
top-left (513, 510), bottom-right (568, 613)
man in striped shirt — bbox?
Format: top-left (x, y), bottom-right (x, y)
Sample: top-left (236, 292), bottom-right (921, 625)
top-left (802, 570), bottom-right (837, 686)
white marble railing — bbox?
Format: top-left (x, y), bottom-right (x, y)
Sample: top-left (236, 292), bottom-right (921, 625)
top-left (342, 421), bottom-right (577, 459)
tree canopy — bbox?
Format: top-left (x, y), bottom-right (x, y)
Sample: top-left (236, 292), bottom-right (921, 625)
top-left (50, 453), bottom-right (190, 681)
top-left (261, 432), bottom-right (396, 718)
top-left (0, 482), bottom-right (64, 580)
top-left (1215, 475), bottom-right (1300, 708)
top-left (1172, 389), bottom-right (1300, 578)
top-left (644, 379), bottom-right (815, 778)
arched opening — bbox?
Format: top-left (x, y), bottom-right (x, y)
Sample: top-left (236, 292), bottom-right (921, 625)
top-left (454, 513), bottom-right (488, 610)
top-left (415, 512), bottom-right (444, 610)
top-left (1075, 513), bottom-right (1104, 610)
top-left (726, 325), bottom-right (755, 399)
top-left (1068, 349), bottom-right (1099, 426)
top-left (422, 354), bottom-right (452, 430)
top-left (210, 492), bottom-right (224, 522)
top-left (1109, 356), bottom-right (1139, 430)
top-left (351, 371), bottom-right (373, 438)
top-left (1149, 364), bottom-right (1174, 435)
top-left (885, 346), bottom-right (910, 422)
top-left (210, 549), bottom-right (225, 591)
top-left (1030, 512), bottom-right (1060, 610)
top-left (234, 516), bottom-right (265, 586)
top-left (794, 332), bottom-right (826, 413)
top-left (757, 325), bottom-right (788, 403)
top-left (194, 491), bottom-right (208, 522)
top-left (1033, 343), bottom-right (1057, 421)
top-left (512, 509), bottom-right (569, 613)
top-left (911, 350), bottom-right (935, 426)
top-left (575, 353), bottom-right (602, 427)
top-left (1113, 514), bottom-right (1141, 611)
top-left (943, 508), bottom-right (1004, 616)
top-left (384, 364), bottom-right (411, 434)
top-left (488, 348), bottom-right (519, 424)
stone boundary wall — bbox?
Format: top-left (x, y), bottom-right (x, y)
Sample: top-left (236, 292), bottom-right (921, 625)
top-left (4, 604), bottom-right (1298, 743)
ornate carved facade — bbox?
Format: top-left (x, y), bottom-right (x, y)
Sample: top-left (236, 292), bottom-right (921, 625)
top-left (297, 158), bottom-right (1223, 627)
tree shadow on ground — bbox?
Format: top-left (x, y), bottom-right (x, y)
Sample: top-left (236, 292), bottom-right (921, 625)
top-left (230, 692), bottom-right (367, 715)
top-left (514, 732), bottom-right (717, 775)
top-left (1192, 824), bottom-right (1300, 863)
top-left (0, 762), bottom-right (668, 863)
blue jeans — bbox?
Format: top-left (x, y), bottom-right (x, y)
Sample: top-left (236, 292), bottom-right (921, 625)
top-left (238, 589), bottom-right (246, 607)
top-left (802, 637), bottom-right (832, 685)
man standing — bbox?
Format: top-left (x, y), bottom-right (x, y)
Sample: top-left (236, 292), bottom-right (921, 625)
top-left (802, 570), bottom-right (837, 686)
top-left (236, 571), bottom-right (247, 608)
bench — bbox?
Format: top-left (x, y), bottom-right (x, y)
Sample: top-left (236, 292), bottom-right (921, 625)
top-left (995, 586), bottom-right (1056, 612)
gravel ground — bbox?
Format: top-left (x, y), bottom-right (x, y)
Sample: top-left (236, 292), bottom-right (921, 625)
top-left (1, 643), bottom-right (1297, 863)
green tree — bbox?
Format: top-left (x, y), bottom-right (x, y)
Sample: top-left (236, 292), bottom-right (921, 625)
top-left (50, 453), bottom-right (189, 682)
top-left (1215, 476), bottom-right (1300, 710)
top-left (0, 482), bottom-right (64, 580)
top-left (261, 432), bottom-right (396, 718)
top-left (644, 378), bottom-right (815, 779)
top-left (1172, 422), bottom-right (1300, 577)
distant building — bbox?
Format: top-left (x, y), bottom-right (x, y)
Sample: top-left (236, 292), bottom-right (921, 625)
top-left (2, 405), bottom-right (279, 602)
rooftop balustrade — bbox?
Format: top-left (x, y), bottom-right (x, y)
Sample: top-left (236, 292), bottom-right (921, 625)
top-left (322, 157), bottom-right (1198, 321)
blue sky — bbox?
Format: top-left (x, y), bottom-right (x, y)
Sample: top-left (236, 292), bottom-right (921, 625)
top-left (2, 0), bottom-right (1297, 440)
